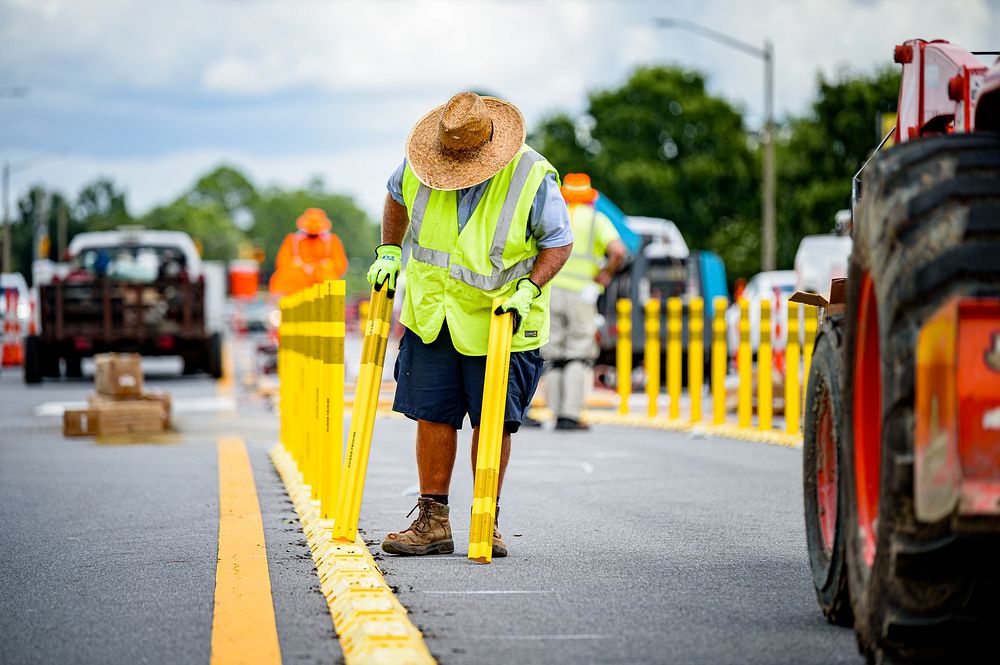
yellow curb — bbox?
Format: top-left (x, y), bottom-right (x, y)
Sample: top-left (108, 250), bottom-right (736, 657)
top-left (527, 407), bottom-right (803, 449)
top-left (269, 444), bottom-right (435, 665)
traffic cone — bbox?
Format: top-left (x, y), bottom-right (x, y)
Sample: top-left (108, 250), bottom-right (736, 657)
top-left (2, 289), bottom-right (24, 366)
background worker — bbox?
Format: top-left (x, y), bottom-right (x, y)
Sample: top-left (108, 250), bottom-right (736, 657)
top-left (368, 91), bottom-right (572, 558)
top-left (268, 207), bottom-right (348, 295)
top-left (541, 173), bottom-right (626, 431)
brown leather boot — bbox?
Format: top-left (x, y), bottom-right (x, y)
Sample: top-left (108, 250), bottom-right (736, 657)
top-left (492, 523), bottom-right (508, 558)
top-left (381, 497), bottom-right (454, 556)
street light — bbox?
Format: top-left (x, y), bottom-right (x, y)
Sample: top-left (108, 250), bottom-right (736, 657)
top-left (654, 17), bottom-right (777, 272)
top-left (2, 151), bottom-right (65, 274)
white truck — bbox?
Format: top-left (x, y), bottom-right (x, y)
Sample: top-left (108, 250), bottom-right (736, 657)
top-left (25, 228), bottom-right (225, 383)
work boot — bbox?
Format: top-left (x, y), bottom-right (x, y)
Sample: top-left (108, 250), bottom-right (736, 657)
top-left (521, 414), bottom-right (543, 428)
top-left (381, 497), bottom-right (454, 556)
top-left (555, 417), bottom-right (590, 431)
top-left (492, 506), bottom-right (507, 558)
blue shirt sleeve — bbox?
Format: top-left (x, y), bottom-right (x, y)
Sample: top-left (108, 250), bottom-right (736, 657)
top-left (529, 173), bottom-right (573, 249)
top-left (386, 159), bottom-right (406, 206)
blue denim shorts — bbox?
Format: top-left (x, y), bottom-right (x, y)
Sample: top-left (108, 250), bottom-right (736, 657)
top-left (392, 323), bottom-right (544, 433)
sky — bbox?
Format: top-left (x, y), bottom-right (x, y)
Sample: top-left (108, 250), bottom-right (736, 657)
top-left (2, 0), bottom-right (999, 220)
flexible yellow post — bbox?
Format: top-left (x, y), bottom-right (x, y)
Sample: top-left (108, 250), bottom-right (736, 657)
top-left (308, 285), bottom-right (322, 500)
top-left (278, 296), bottom-right (288, 450)
top-left (689, 297), bottom-right (704, 423)
top-left (616, 299), bottom-right (632, 415)
top-left (667, 297), bottom-right (682, 421)
top-left (785, 301), bottom-right (801, 436)
top-left (644, 299), bottom-right (660, 418)
top-left (319, 281), bottom-right (346, 521)
top-left (738, 298), bottom-right (753, 429)
top-left (802, 304), bottom-right (818, 413)
top-left (712, 296), bottom-right (727, 425)
top-left (469, 299), bottom-right (514, 564)
top-left (758, 299), bottom-right (773, 432)
top-left (332, 287), bottom-right (393, 543)
top-left (290, 292), bottom-right (304, 470)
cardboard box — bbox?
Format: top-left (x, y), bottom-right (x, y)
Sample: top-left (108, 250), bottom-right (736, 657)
top-left (88, 389), bottom-right (172, 426)
top-left (63, 401), bottom-right (167, 437)
top-left (789, 277), bottom-right (847, 316)
top-left (94, 353), bottom-right (143, 397)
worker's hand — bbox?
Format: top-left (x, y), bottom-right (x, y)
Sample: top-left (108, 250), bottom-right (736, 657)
top-left (594, 269), bottom-right (613, 287)
top-left (494, 278), bottom-right (542, 335)
top-left (367, 244), bottom-right (402, 297)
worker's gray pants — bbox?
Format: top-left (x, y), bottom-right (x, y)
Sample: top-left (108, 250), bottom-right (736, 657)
top-left (542, 287), bottom-right (599, 420)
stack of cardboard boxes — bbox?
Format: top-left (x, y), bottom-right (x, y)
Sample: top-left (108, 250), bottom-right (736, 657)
top-left (63, 353), bottom-right (171, 437)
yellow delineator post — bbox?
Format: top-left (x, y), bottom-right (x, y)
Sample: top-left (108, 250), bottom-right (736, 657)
top-left (319, 280), bottom-right (346, 522)
top-left (288, 291), bottom-right (304, 470)
top-left (278, 296), bottom-right (289, 452)
top-left (758, 299), bottom-right (773, 432)
top-left (785, 301), bottom-right (801, 436)
top-left (667, 297), bottom-right (682, 421)
top-left (332, 286), bottom-right (394, 543)
top-left (469, 300), bottom-right (514, 565)
top-left (309, 285), bottom-right (324, 501)
top-left (738, 298), bottom-right (753, 429)
top-left (802, 304), bottom-right (818, 408)
top-left (712, 296), bottom-right (728, 425)
top-left (616, 299), bottom-right (632, 415)
top-left (644, 299), bottom-right (660, 418)
top-left (689, 297), bottom-right (704, 424)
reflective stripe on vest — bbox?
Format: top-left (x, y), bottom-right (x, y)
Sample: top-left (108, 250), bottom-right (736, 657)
top-left (409, 151), bottom-right (544, 290)
top-left (553, 204), bottom-right (602, 293)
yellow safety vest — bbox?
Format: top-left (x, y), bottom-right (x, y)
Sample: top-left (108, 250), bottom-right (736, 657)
top-left (400, 144), bottom-right (558, 355)
top-left (552, 203), bottom-right (603, 294)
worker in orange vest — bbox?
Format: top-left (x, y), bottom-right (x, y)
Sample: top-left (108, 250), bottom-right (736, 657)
top-left (268, 208), bottom-right (349, 295)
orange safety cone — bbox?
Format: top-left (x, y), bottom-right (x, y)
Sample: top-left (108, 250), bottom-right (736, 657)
top-left (2, 289), bottom-right (24, 366)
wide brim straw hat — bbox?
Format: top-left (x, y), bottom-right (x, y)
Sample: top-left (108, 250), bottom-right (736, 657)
top-left (406, 92), bottom-right (526, 191)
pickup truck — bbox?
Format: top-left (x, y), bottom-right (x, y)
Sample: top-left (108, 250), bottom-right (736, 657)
top-left (24, 229), bottom-right (225, 383)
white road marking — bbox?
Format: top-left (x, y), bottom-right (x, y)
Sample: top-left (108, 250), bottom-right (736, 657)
top-left (419, 590), bottom-right (555, 595)
top-left (33, 396), bottom-right (236, 417)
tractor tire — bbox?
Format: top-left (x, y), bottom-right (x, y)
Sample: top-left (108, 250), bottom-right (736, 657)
top-left (841, 132), bottom-right (1000, 663)
top-left (802, 320), bottom-right (852, 627)
top-left (207, 332), bottom-right (224, 380)
top-left (23, 335), bottom-right (41, 384)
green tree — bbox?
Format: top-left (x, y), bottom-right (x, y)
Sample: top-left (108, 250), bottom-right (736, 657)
top-left (141, 198), bottom-right (244, 261)
top-left (186, 165), bottom-right (259, 230)
top-left (775, 66), bottom-right (900, 267)
top-left (530, 65), bottom-right (760, 277)
top-left (75, 178), bottom-right (132, 232)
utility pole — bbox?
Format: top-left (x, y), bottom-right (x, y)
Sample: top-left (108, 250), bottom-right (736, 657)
top-left (654, 18), bottom-right (778, 271)
top-left (57, 198), bottom-right (68, 261)
top-left (2, 161), bottom-right (9, 273)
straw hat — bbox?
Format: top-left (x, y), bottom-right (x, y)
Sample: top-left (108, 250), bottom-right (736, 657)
top-left (406, 92), bottom-right (526, 191)
top-left (296, 208), bottom-right (332, 235)
top-left (560, 173), bottom-right (598, 204)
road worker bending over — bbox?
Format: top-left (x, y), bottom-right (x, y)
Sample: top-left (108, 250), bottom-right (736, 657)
top-left (369, 92), bottom-right (572, 557)
top-left (539, 174), bottom-right (625, 431)
top-left (268, 207), bottom-right (348, 295)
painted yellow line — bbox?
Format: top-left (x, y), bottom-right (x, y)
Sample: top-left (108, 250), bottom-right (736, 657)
top-left (211, 437), bottom-right (282, 665)
top-left (269, 443), bottom-right (435, 665)
top-left (217, 340), bottom-right (235, 394)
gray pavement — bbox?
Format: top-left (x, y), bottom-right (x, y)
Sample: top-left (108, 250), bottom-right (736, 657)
top-left (0, 339), bottom-right (863, 665)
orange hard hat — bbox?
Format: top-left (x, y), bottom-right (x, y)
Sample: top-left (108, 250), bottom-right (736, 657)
top-left (560, 173), bottom-right (598, 204)
top-left (296, 208), bottom-right (332, 235)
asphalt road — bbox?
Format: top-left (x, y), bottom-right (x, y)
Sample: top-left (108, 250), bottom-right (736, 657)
top-left (0, 342), bottom-right (863, 665)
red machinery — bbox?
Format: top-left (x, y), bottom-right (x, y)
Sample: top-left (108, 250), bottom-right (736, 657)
top-left (802, 39), bottom-right (1000, 663)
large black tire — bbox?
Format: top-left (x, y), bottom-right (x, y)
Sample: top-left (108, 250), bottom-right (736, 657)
top-left (207, 332), bottom-right (224, 380)
top-left (842, 133), bottom-right (1000, 663)
top-left (803, 320), bottom-right (852, 627)
top-left (64, 355), bottom-right (83, 379)
top-left (23, 335), bottom-right (41, 384)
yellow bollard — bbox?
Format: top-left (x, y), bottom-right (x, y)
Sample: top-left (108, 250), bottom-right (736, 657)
top-left (712, 296), bottom-right (727, 425)
top-left (359, 300), bottom-right (370, 329)
top-left (288, 291), bottom-right (304, 470)
top-left (758, 299), bottom-right (773, 432)
top-left (802, 304), bottom-right (818, 412)
top-left (319, 280), bottom-right (346, 521)
top-left (308, 285), bottom-right (323, 499)
top-left (616, 299), bottom-right (632, 415)
top-left (667, 297), bottom-right (682, 421)
top-left (785, 301), bottom-right (801, 436)
top-left (278, 295), bottom-right (288, 450)
top-left (689, 297), bottom-right (704, 423)
top-left (469, 299), bottom-right (515, 564)
top-left (644, 299), bottom-right (660, 418)
top-left (738, 298), bottom-right (753, 429)
top-left (332, 286), bottom-right (394, 542)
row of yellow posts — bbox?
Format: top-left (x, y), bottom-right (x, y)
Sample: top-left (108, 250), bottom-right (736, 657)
top-left (278, 281), bottom-right (394, 543)
top-left (616, 296), bottom-right (818, 436)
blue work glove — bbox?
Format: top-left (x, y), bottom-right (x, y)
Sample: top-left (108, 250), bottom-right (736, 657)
top-left (367, 244), bottom-right (402, 296)
top-left (494, 278), bottom-right (541, 335)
